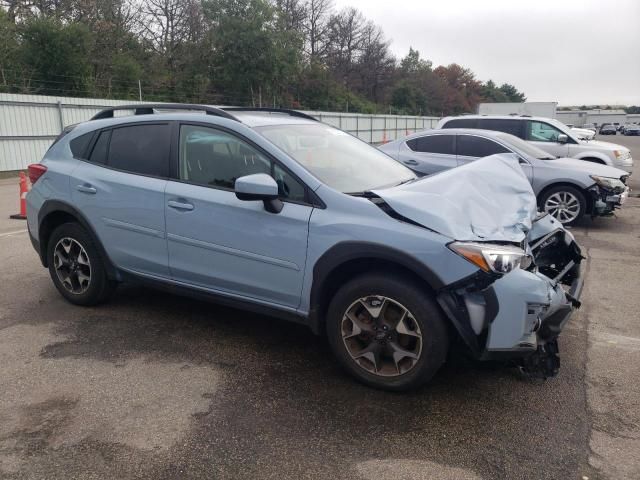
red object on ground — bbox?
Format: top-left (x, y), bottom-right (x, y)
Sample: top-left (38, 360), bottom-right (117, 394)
top-left (9, 172), bottom-right (29, 220)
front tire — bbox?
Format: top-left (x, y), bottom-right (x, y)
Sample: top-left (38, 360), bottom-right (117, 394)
top-left (326, 273), bottom-right (449, 391)
top-left (47, 222), bottom-right (116, 306)
top-left (539, 185), bottom-right (586, 226)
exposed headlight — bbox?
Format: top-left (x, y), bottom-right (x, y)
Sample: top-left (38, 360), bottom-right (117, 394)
top-left (590, 175), bottom-right (625, 191)
top-left (613, 150), bottom-right (629, 159)
top-left (448, 242), bottom-right (528, 274)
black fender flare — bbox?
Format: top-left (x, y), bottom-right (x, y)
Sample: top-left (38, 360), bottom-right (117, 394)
top-left (37, 199), bottom-right (118, 279)
top-left (307, 241), bottom-right (445, 334)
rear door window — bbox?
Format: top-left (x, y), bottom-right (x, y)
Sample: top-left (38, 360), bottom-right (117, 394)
top-left (406, 135), bottom-right (455, 154)
top-left (457, 135), bottom-right (510, 157)
top-left (88, 130), bottom-right (110, 165)
top-left (107, 124), bottom-right (170, 177)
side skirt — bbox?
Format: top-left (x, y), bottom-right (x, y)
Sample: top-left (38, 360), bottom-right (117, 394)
top-left (117, 269), bottom-right (311, 329)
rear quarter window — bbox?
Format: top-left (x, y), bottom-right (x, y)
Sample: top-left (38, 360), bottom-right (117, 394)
top-left (69, 132), bottom-right (94, 159)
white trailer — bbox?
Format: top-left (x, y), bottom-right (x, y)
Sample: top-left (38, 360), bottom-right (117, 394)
top-left (478, 102), bottom-right (558, 118)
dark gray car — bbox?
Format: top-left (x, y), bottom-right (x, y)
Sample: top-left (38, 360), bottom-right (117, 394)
top-left (380, 128), bottom-right (629, 225)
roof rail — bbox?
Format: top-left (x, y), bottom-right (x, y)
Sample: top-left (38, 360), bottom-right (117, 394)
top-left (90, 103), bottom-right (239, 121)
top-left (221, 107), bottom-right (318, 122)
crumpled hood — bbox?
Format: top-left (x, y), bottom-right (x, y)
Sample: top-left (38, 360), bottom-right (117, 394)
top-left (545, 157), bottom-right (628, 178)
top-left (372, 154), bottom-right (537, 242)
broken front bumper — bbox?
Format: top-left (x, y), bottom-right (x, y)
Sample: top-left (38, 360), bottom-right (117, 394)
top-left (437, 216), bottom-right (584, 377)
top-left (589, 184), bottom-right (630, 216)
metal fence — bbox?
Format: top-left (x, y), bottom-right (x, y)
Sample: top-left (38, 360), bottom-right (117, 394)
top-left (0, 93), bottom-right (440, 172)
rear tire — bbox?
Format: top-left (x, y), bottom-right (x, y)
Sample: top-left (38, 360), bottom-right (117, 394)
top-left (539, 185), bottom-right (586, 226)
top-left (326, 273), bottom-right (449, 391)
top-left (47, 223), bottom-right (116, 306)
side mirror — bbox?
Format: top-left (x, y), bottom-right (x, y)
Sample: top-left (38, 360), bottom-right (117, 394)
top-left (557, 134), bottom-right (568, 144)
top-left (235, 173), bottom-right (283, 213)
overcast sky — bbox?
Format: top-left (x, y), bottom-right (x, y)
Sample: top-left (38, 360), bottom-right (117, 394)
top-left (334, 0), bottom-right (640, 106)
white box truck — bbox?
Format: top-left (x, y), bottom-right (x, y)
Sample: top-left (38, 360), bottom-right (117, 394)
top-left (478, 102), bottom-right (557, 118)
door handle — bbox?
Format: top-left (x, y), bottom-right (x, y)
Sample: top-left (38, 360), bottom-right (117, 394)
top-left (167, 200), bottom-right (194, 211)
top-left (403, 159), bottom-right (419, 166)
top-left (76, 184), bottom-right (97, 194)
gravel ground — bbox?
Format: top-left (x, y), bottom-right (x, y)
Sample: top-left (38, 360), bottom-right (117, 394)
top-left (0, 138), bottom-right (638, 479)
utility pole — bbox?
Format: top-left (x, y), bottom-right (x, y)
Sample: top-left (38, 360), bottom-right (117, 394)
top-left (138, 80), bottom-right (142, 101)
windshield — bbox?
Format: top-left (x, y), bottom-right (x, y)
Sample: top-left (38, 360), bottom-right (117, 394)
top-left (495, 132), bottom-right (556, 160)
top-left (256, 123), bottom-right (415, 193)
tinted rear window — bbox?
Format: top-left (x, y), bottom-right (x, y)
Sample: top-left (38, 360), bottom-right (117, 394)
top-left (477, 119), bottom-right (523, 138)
top-left (107, 124), bottom-right (170, 177)
top-left (457, 135), bottom-right (510, 157)
top-left (69, 132), bottom-right (94, 159)
top-left (442, 118), bottom-right (477, 129)
top-left (406, 135), bottom-right (455, 154)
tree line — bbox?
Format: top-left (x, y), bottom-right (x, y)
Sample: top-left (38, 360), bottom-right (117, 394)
top-left (0, 0), bottom-right (526, 115)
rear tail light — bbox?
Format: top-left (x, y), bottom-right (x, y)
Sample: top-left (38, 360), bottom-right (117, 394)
top-left (28, 164), bottom-right (47, 184)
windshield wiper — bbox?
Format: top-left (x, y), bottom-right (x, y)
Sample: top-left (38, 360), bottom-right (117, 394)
top-left (392, 177), bottom-right (419, 187)
top-left (346, 190), bottom-right (376, 197)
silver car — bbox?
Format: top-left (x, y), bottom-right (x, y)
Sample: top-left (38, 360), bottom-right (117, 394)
top-left (380, 128), bottom-right (629, 225)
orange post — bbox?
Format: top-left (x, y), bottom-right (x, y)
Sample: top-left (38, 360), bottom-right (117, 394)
top-left (382, 130), bottom-right (388, 144)
top-left (9, 172), bottom-right (28, 220)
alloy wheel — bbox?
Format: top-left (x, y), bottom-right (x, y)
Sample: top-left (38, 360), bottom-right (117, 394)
top-left (544, 191), bottom-right (581, 224)
top-left (341, 295), bottom-right (422, 377)
top-left (53, 237), bottom-right (92, 294)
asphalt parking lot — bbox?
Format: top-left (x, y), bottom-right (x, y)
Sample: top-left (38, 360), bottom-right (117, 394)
top-left (0, 135), bottom-right (639, 479)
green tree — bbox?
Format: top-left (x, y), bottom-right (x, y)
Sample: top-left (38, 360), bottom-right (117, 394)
top-left (0, 9), bottom-right (19, 89)
top-left (498, 83), bottom-right (526, 102)
top-left (205, 0), bottom-right (302, 105)
top-left (19, 17), bottom-right (92, 95)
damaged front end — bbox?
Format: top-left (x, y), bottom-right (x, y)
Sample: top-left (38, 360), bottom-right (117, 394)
top-left (371, 155), bottom-right (585, 379)
top-left (588, 175), bottom-right (630, 217)
top-left (437, 213), bottom-right (584, 379)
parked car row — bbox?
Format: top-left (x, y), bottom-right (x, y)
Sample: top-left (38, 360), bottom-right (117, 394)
top-left (595, 122), bottom-right (640, 135)
top-left (435, 115), bottom-right (633, 172)
top-left (620, 124), bottom-right (640, 136)
top-left (26, 105), bottom-right (590, 391)
top-left (379, 127), bottom-right (629, 225)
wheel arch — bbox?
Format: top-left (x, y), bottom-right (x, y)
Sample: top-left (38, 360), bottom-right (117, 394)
top-left (537, 181), bottom-right (594, 215)
top-left (308, 242), bottom-right (445, 335)
top-left (37, 200), bottom-right (118, 279)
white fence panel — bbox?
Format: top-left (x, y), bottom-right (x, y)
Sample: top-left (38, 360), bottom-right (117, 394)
top-left (0, 93), bottom-right (440, 171)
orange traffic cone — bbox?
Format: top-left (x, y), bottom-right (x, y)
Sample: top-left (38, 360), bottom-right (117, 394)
top-left (9, 172), bottom-right (28, 220)
top-left (382, 131), bottom-right (388, 144)
top-left (406, 129), bottom-right (411, 136)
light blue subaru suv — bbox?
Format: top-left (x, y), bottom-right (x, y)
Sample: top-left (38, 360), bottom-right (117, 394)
top-left (26, 105), bottom-right (584, 390)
